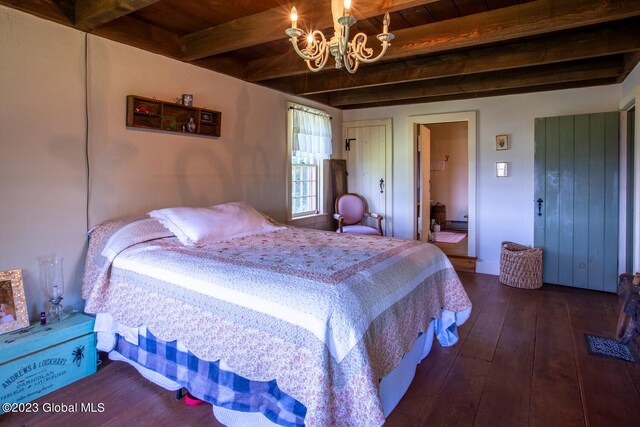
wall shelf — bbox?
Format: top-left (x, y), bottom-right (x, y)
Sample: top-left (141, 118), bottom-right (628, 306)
top-left (126, 95), bottom-right (221, 137)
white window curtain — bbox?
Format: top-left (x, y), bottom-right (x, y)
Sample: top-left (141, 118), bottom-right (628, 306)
top-left (291, 107), bottom-right (332, 162)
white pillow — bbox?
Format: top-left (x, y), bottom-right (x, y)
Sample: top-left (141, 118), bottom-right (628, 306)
top-left (148, 201), bottom-right (283, 246)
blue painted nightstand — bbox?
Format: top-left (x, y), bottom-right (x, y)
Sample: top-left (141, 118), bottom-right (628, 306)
top-left (0, 313), bottom-right (96, 411)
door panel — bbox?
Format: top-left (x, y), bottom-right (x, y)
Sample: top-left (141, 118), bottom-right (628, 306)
top-left (604, 112), bottom-right (620, 288)
top-left (558, 115), bottom-right (575, 286)
top-left (573, 115), bottom-right (590, 287)
top-left (534, 112), bottom-right (619, 292)
top-left (588, 114), bottom-right (606, 290)
top-left (543, 116), bottom-right (560, 285)
top-left (419, 126), bottom-right (431, 241)
top-left (343, 120), bottom-right (392, 236)
top-left (533, 118), bottom-right (546, 259)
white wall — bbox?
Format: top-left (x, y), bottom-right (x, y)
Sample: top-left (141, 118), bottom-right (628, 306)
top-left (343, 86), bottom-right (620, 274)
top-left (0, 7), bottom-right (87, 319)
top-left (0, 6), bottom-right (342, 318)
top-left (427, 122), bottom-right (468, 222)
top-left (86, 36), bottom-right (342, 226)
top-left (620, 61), bottom-right (640, 108)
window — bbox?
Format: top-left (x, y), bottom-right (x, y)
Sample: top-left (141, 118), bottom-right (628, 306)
top-left (291, 154), bottom-right (319, 216)
top-left (287, 104), bottom-right (332, 219)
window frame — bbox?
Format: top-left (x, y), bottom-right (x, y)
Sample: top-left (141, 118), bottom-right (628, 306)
top-left (291, 157), bottom-right (320, 218)
top-left (286, 102), bottom-right (328, 221)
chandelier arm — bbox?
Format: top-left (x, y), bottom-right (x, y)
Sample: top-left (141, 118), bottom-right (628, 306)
top-left (288, 30), bottom-right (328, 62)
top-left (342, 50), bottom-right (358, 74)
top-left (306, 48), bottom-right (331, 72)
top-left (356, 41), bottom-right (389, 64)
top-left (348, 32), bottom-right (392, 64)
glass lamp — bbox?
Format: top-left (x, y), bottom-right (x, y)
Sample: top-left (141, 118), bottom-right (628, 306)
top-left (39, 255), bottom-right (67, 322)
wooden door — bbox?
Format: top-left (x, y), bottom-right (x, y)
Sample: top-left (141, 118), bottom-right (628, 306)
top-left (328, 159), bottom-right (348, 231)
top-left (534, 112), bottom-right (619, 291)
top-left (343, 119), bottom-right (393, 236)
top-left (625, 107), bottom-right (635, 273)
top-left (418, 125), bottom-right (431, 241)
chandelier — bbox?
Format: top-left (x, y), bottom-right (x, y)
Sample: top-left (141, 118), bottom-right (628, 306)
top-left (285, 0), bottom-right (394, 74)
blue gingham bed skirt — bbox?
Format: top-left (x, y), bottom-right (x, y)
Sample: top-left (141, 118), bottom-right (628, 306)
top-left (115, 329), bottom-right (306, 427)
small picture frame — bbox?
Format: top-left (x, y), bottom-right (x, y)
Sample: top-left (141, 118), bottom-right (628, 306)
top-left (182, 94), bottom-right (193, 106)
top-left (496, 134), bottom-right (509, 151)
top-left (0, 269), bottom-right (29, 335)
top-left (496, 162), bottom-right (509, 177)
top-left (161, 115), bottom-right (177, 131)
top-left (200, 111), bottom-right (213, 123)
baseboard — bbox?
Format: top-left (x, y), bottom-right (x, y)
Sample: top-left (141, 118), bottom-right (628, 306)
top-left (476, 261), bottom-right (499, 276)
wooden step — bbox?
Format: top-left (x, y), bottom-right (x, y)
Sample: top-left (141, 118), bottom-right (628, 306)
top-left (448, 255), bottom-right (477, 273)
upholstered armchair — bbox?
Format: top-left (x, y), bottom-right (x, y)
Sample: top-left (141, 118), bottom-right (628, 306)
top-left (334, 193), bottom-right (383, 236)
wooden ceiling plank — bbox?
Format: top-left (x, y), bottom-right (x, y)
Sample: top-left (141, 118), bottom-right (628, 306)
top-left (247, 0), bottom-right (640, 81)
top-left (191, 56), bottom-right (251, 80)
top-left (620, 51), bottom-right (640, 80)
top-left (329, 58), bottom-right (622, 106)
top-left (75, 0), bottom-right (161, 31)
top-left (386, 0), bottom-right (640, 60)
top-left (90, 15), bottom-right (182, 59)
top-left (0, 0), bottom-right (73, 25)
top-left (180, 0), bottom-right (439, 61)
top-left (289, 20), bottom-right (640, 94)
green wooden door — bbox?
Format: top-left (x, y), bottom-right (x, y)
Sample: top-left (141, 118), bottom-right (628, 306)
top-left (534, 112), bottom-right (619, 291)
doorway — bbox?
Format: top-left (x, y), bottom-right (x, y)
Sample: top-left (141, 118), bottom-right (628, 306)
top-left (424, 122), bottom-right (469, 256)
top-left (409, 112), bottom-right (477, 258)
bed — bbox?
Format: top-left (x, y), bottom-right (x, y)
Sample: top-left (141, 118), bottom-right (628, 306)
top-left (82, 202), bottom-right (472, 426)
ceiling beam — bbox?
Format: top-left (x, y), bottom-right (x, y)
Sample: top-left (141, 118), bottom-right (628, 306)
top-left (268, 20), bottom-right (640, 95)
top-left (179, 0), bottom-right (437, 61)
top-left (246, 0), bottom-right (640, 82)
top-left (339, 78), bottom-right (619, 110)
top-left (328, 57), bottom-right (623, 107)
top-left (75, 0), bottom-right (160, 31)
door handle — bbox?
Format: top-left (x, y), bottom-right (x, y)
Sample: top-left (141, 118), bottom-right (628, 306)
top-left (379, 178), bottom-right (384, 194)
top-left (537, 198), bottom-right (543, 216)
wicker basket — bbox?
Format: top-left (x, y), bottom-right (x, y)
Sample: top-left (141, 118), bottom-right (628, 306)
top-left (499, 241), bottom-right (543, 289)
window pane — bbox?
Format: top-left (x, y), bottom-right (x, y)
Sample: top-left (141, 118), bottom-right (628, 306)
top-left (291, 158), bottom-right (319, 216)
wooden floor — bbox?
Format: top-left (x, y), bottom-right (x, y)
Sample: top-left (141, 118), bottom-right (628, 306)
top-left (4, 273), bottom-right (640, 426)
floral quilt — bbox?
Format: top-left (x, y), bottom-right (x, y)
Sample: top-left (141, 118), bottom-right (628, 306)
top-left (82, 217), bottom-right (471, 426)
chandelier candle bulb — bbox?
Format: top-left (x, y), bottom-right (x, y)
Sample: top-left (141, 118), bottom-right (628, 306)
top-left (383, 12), bottom-right (390, 33)
top-left (291, 7), bottom-right (297, 29)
